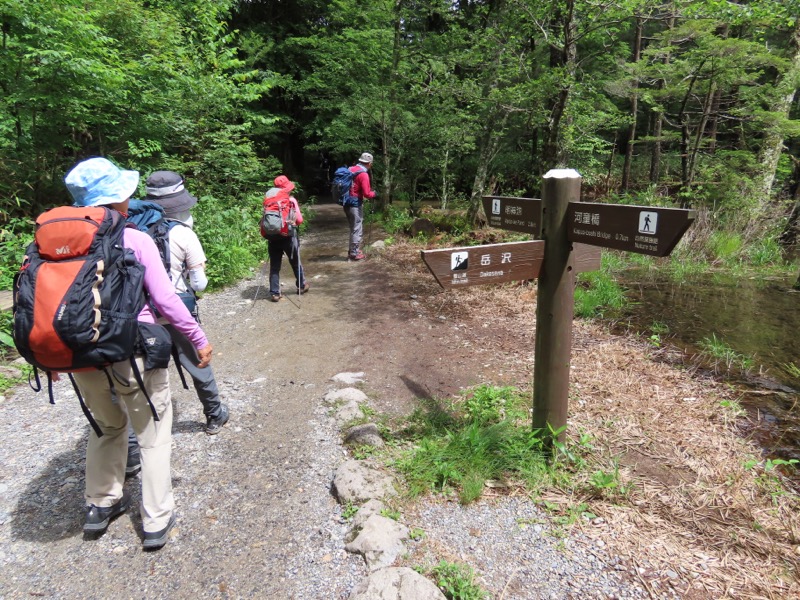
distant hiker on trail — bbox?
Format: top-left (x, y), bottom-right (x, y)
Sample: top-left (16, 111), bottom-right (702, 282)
top-left (141, 170), bottom-right (229, 435)
top-left (261, 175), bottom-right (308, 302)
top-left (63, 158), bottom-right (213, 550)
top-left (342, 152), bottom-right (376, 261)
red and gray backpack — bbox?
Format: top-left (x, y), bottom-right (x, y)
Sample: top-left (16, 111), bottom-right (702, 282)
top-left (12, 205), bottom-right (153, 435)
top-left (260, 189), bottom-right (296, 238)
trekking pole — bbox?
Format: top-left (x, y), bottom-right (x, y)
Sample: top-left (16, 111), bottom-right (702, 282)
top-left (365, 200), bottom-right (374, 250)
top-left (253, 261), bottom-right (266, 303)
top-left (293, 226), bottom-right (303, 308)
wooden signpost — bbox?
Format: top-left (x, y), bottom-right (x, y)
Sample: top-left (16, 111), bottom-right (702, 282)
top-left (422, 169), bottom-right (695, 445)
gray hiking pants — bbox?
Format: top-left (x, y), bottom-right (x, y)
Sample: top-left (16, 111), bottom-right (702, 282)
top-left (165, 324), bottom-right (223, 419)
top-left (344, 204), bottom-right (363, 255)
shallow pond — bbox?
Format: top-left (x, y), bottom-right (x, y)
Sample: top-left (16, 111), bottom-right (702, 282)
top-left (613, 269), bottom-right (800, 462)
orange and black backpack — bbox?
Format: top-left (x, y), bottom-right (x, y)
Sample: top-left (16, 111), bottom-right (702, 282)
top-left (12, 205), bottom-right (150, 434)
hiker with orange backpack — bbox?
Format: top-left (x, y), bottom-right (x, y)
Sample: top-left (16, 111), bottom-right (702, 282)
top-left (261, 175), bottom-right (309, 302)
top-left (56, 158), bottom-right (213, 550)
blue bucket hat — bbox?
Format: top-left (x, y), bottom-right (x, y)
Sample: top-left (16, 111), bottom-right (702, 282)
top-left (64, 157), bottom-right (140, 207)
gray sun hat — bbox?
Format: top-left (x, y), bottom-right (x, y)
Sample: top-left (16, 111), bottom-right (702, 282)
top-left (145, 171), bottom-right (197, 215)
top-left (358, 152), bottom-right (373, 164)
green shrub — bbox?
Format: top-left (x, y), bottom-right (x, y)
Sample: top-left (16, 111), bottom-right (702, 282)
top-left (379, 205), bottom-right (415, 235)
top-left (0, 217), bottom-right (35, 290)
top-left (574, 269), bottom-right (626, 318)
top-left (194, 194), bottom-right (264, 289)
top-left (431, 561), bottom-right (490, 600)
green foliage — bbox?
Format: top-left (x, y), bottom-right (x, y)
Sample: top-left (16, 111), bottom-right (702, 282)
top-left (708, 231), bottom-right (744, 265)
top-left (0, 0), bottom-right (275, 220)
top-left (0, 311), bottom-right (14, 354)
top-left (194, 194), bottom-right (264, 289)
top-left (341, 502), bottom-right (358, 521)
top-left (463, 384), bottom-right (525, 425)
top-left (781, 362), bottom-right (800, 380)
top-left (379, 206), bottom-right (415, 236)
top-left (0, 217), bottom-right (34, 290)
top-left (431, 561), bottom-right (490, 600)
top-left (744, 456), bottom-right (800, 504)
top-left (574, 261), bottom-right (627, 319)
top-left (391, 385), bottom-right (553, 504)
top-left (379, 507), bottom-right (401, 521)
top-left (746, 238), bottom-right (784, 266)
top-left (587, 463), bottom-right (630, 499)
top-left (697, 334), bottom-right (755, 375)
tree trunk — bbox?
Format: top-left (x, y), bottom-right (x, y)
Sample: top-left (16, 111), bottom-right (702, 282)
top-left (649, 11), bottom-right (675, 185)
top-left (466, 0), bottom-right (509, 224)
top-left (757, 19), bottom-right (800, 210)
top-left (541, 0), bottom-right (577, 171)
top-left (468, 112), bottom-right (509, 224)
top-left (686, 80), bottom-right (717, 187)
top-left (440, 147), bottom-right (450, 210)
top-left (376, 0), bottom-right (406, 212)
top-left (621, 16), bottom-right (643, 192)
top-left (649, 106), bottom-right (663, 184)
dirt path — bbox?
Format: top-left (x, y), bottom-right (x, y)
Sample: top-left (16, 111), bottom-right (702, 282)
top-left (0, 202), bottom-right (528, 599)
top-left (0, 203), bottom-right (409, 598)
top-left (2, 202), bottom-right (797, 599)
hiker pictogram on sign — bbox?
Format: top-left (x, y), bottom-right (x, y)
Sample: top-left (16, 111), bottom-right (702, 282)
top-left (639, 211), bottom-right (657, 235)
top-left (451, 251), bottom-right (468, 271)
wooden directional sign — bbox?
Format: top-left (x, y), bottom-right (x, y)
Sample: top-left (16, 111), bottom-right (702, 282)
top-left (567, 202), bottom-right (695, 257)
top-left (421, 241), bottom-right (545, 289)
top-left (482, 196), bottom-right (542, 236)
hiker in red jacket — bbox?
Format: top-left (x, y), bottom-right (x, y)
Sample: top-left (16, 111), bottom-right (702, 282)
top-left (344, 152), bottom-right (376, 261)
top-left (263, 175), bottom-right (308, 301)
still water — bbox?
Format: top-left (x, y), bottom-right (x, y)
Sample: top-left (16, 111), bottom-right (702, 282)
top-left (613, 270), bottom-right (800, 461)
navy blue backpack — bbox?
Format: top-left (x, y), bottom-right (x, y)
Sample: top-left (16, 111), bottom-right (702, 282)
top-left (331, 165), bottom-right (366, 206)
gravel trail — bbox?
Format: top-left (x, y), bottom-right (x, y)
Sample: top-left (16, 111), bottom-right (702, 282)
top-left (0, 203), bottom-right (669, 599)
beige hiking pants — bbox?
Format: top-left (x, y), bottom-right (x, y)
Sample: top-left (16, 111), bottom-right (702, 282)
top-left (73, 357), bottom-right (174, 533)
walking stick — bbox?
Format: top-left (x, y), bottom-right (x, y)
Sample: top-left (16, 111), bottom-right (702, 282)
top-left (292, 225), bottom-right (303, 307)
top-left (252, 260), bottom-right (267, 303)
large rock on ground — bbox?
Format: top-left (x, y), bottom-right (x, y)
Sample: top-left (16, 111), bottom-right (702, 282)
top-left (324, 387), bottom-right (369, 405)
top-left (334, 401), bottom-right (364, 426)
top-left (345, 514), bottom-right (410, 571)
top-left (331, 372), bottom-right (366, 385)
top-left (349, 567), bottom-right (446, 600)
top-left (332, 460), bottom-right (396, 504)
top-left (345, 423), bottom-right (384, 448)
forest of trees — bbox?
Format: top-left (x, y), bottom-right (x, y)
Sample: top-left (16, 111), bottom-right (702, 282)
top-left (1, 0), bottom-right (799, 256)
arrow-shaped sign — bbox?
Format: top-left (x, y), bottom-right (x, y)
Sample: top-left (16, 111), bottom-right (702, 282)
top-left (567, 202), bottom-right (695, 257)
top-left (482, 196), bottom-right (542, 236)
top-left (421, 241), bottom-right (545, 289)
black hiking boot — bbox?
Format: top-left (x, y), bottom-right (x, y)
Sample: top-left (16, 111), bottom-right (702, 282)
top-left (142, 513), bottom-right (176, 551)
top-left (84, 491), bottom-right (130, 537)
top-left (205, 403), bottom-right (230, 435)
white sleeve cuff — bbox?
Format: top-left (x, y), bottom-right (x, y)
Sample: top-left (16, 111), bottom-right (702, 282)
top-left (188, 268), bottom-right (208, 292)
